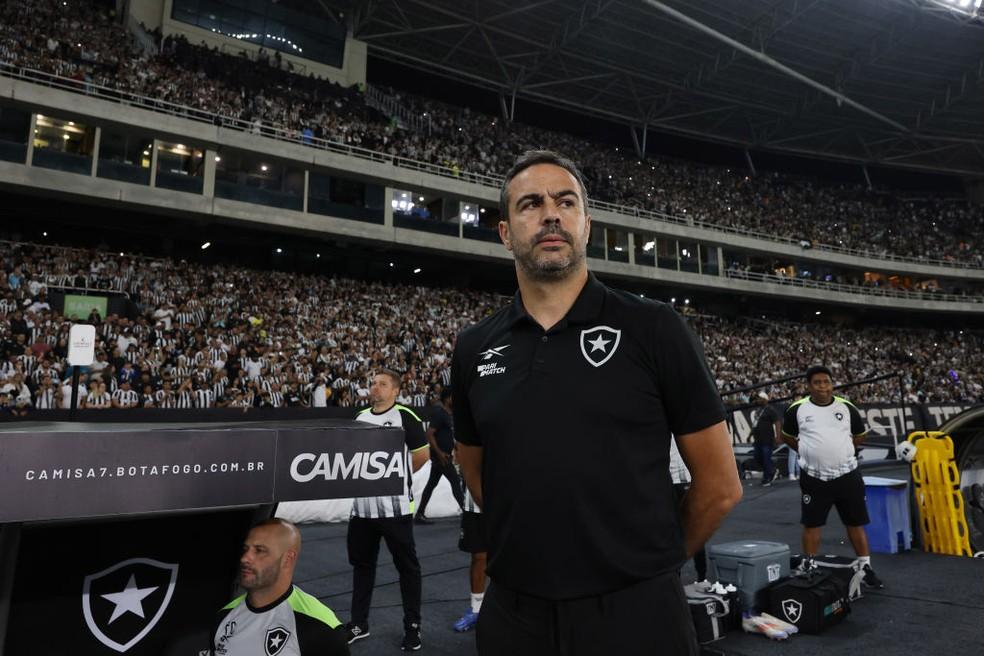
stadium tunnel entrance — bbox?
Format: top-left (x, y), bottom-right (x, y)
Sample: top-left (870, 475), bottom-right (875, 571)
top-left (940, 407), bottom-right (984, 554)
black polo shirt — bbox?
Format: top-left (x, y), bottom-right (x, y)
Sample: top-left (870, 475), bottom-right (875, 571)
top-left (429, 403), bottom-right (455, 454)
top-left (452, 273), bottom-right (724, 600)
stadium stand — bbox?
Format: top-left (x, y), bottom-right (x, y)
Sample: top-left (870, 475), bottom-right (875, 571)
top-left (1, 239), bottom-right (980, 415)
top-left (1, 0), bottom-right (982, 268)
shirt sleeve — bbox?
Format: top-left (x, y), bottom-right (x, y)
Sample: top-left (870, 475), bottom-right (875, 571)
top-left (451, 330), bottom-right (481, 446)
top-left (296, 612), bottom-right (351, 656)
top-left (401, 410), bottom-right (429, 452)
top-left (848, 403), bottom-right (868, 436)
top-left (782, 404), bottom-right (800, 437)
top-left (653, 306), bottom-right (725, 436)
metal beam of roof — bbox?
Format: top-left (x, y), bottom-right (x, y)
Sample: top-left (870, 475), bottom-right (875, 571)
top-left (640, 0), bottom-right (912, 134)
top-left (330, 0), bottom-right (984, 176)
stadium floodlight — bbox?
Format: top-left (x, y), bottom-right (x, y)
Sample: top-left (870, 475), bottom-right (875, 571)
top-left (926, 0), bottom-right (982, 15)
top-left (43, 232), bottom-right (47, 237)
top-left (413, 268), bottom-right (422, 274)
top-left (815, 311), bottom-right (822, 315)
top-left (671, 297), bottom-right (676, 303)
top-left (316, 253), bottom-right (321, 258)
top-left (642, 240), bottom-right (655, 251)
top-left (684, 299), bottom-right (690, 305)
top-left (275, 248), bottom-right (283, 254)
top-left (201, 242), bottom-right (211, 250)
top-left (260, 164), bottom-right (268, 172)
top-left (389, 262), bottom-right (394, 267)
top-left (214, 156), bottom-right (221, 162)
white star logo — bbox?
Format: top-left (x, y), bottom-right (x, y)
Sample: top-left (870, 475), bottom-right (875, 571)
top-left (100, 574), bottom-right (159, 624)
top-left (781, 598), bottom-right (802, 623)
top-left (270, 635), bottom-right (284, 648)
top-left (579, 325), bottom-right (621, 368)
top-left (587, 335), bottom-right (611, 353)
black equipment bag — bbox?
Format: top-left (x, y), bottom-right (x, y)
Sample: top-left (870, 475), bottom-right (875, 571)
top-left (685, 584), bottom-right (737, 643)
top-left (767, 569), bottom-right (851, 634)
top-left (791, 554), bottom-right (865, 601)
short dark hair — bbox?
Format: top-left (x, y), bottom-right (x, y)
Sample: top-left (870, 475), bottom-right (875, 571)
top-left (805, 365), bottom-right (833, 382)
top-left (376, 368), bottom-right (402, 389)
top-left (499, 150), bottom-right (589, 221)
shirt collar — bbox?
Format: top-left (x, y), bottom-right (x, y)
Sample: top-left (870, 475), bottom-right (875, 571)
top-left (506, 273), bottom-right (606, 329)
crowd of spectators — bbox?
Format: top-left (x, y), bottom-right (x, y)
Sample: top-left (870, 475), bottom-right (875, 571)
top-left (0, 240), bottom-right (492, 414)
top-left (1, 0), bottom-right (982, 266)
top-left (1, 239), bottom-right (981, 419)
top-left (696, 314), bottom-right (982, 407)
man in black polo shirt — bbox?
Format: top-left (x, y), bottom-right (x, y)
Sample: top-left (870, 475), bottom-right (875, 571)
top-left (452, 150), bottom-right (743, 656)
top-left (415, 387), bottom-right (464, 522)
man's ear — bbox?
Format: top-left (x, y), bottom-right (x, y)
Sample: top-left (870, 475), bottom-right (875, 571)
top-left (498, 220), bottom-right (512, 251)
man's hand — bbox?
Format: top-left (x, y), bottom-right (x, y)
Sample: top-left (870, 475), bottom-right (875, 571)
top-left (676, 422), bottom-right (743, 558)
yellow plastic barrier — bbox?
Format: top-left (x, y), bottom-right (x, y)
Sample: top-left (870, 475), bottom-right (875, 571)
top-left (908, 431), bottom-right (973, 557)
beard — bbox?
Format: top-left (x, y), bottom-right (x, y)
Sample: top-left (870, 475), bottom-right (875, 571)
top-left (513, 224), bottom-right (586, 282)
top-left (240, 562), bottom-right (278, 591)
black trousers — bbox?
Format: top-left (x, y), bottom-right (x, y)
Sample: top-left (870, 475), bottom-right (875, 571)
top-left (476, 572), bottom-right (698, 656)
top-left (417, 456), bottom-right (464, 515)
top-left (347, 515), bottom-right (422, 628)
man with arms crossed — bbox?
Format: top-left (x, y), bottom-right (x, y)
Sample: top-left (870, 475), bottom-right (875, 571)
top-left (453, 150), bottom-right (743, 656)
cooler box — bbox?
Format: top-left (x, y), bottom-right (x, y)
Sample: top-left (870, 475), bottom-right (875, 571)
top-left (707, 540), bottom-right (790, 612)
top-left (863, 476), bottom-right (912, 554)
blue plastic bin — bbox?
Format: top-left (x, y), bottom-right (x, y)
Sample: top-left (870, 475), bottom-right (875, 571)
top-left (863, 476), bottom-right (912, 554)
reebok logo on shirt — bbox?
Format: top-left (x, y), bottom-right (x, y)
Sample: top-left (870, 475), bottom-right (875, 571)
top-left (480, 345), bottom-right (510, 360)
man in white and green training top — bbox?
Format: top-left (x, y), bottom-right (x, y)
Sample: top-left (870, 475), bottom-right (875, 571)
top-left (212, 518), bottom-right (349, 655)
top-left (782, 365), bottom-right (884, 589)
top-left (345, 368), bottom-right (430, 651)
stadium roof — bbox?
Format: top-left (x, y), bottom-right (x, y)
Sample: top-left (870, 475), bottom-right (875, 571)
top-left (325, 0), bottom-right (984, 176)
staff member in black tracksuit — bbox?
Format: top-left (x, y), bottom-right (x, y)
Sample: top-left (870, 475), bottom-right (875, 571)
top-left (415, 387), bottom-right (465, 522)
top-left (452, 150), bottom-right (743, 656)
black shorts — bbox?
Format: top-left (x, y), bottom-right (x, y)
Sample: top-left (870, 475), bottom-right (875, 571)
top-left (459, 511), bottom-right (487, 554)
top-left (800, 468), bottom-right (870, 528)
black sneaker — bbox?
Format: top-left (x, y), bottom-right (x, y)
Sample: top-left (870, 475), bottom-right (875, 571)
top-left (862, 564), bottom-right (884, 589)
top-left (344, 622), bottom-right (370, 644)
top-left (401, 623), bottom-right (422, 651)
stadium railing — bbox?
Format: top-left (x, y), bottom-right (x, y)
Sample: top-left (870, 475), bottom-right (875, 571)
top-left (724, 269), bottom-right (981, 302)
top-left (1, 60), bottom-right (981, 272)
